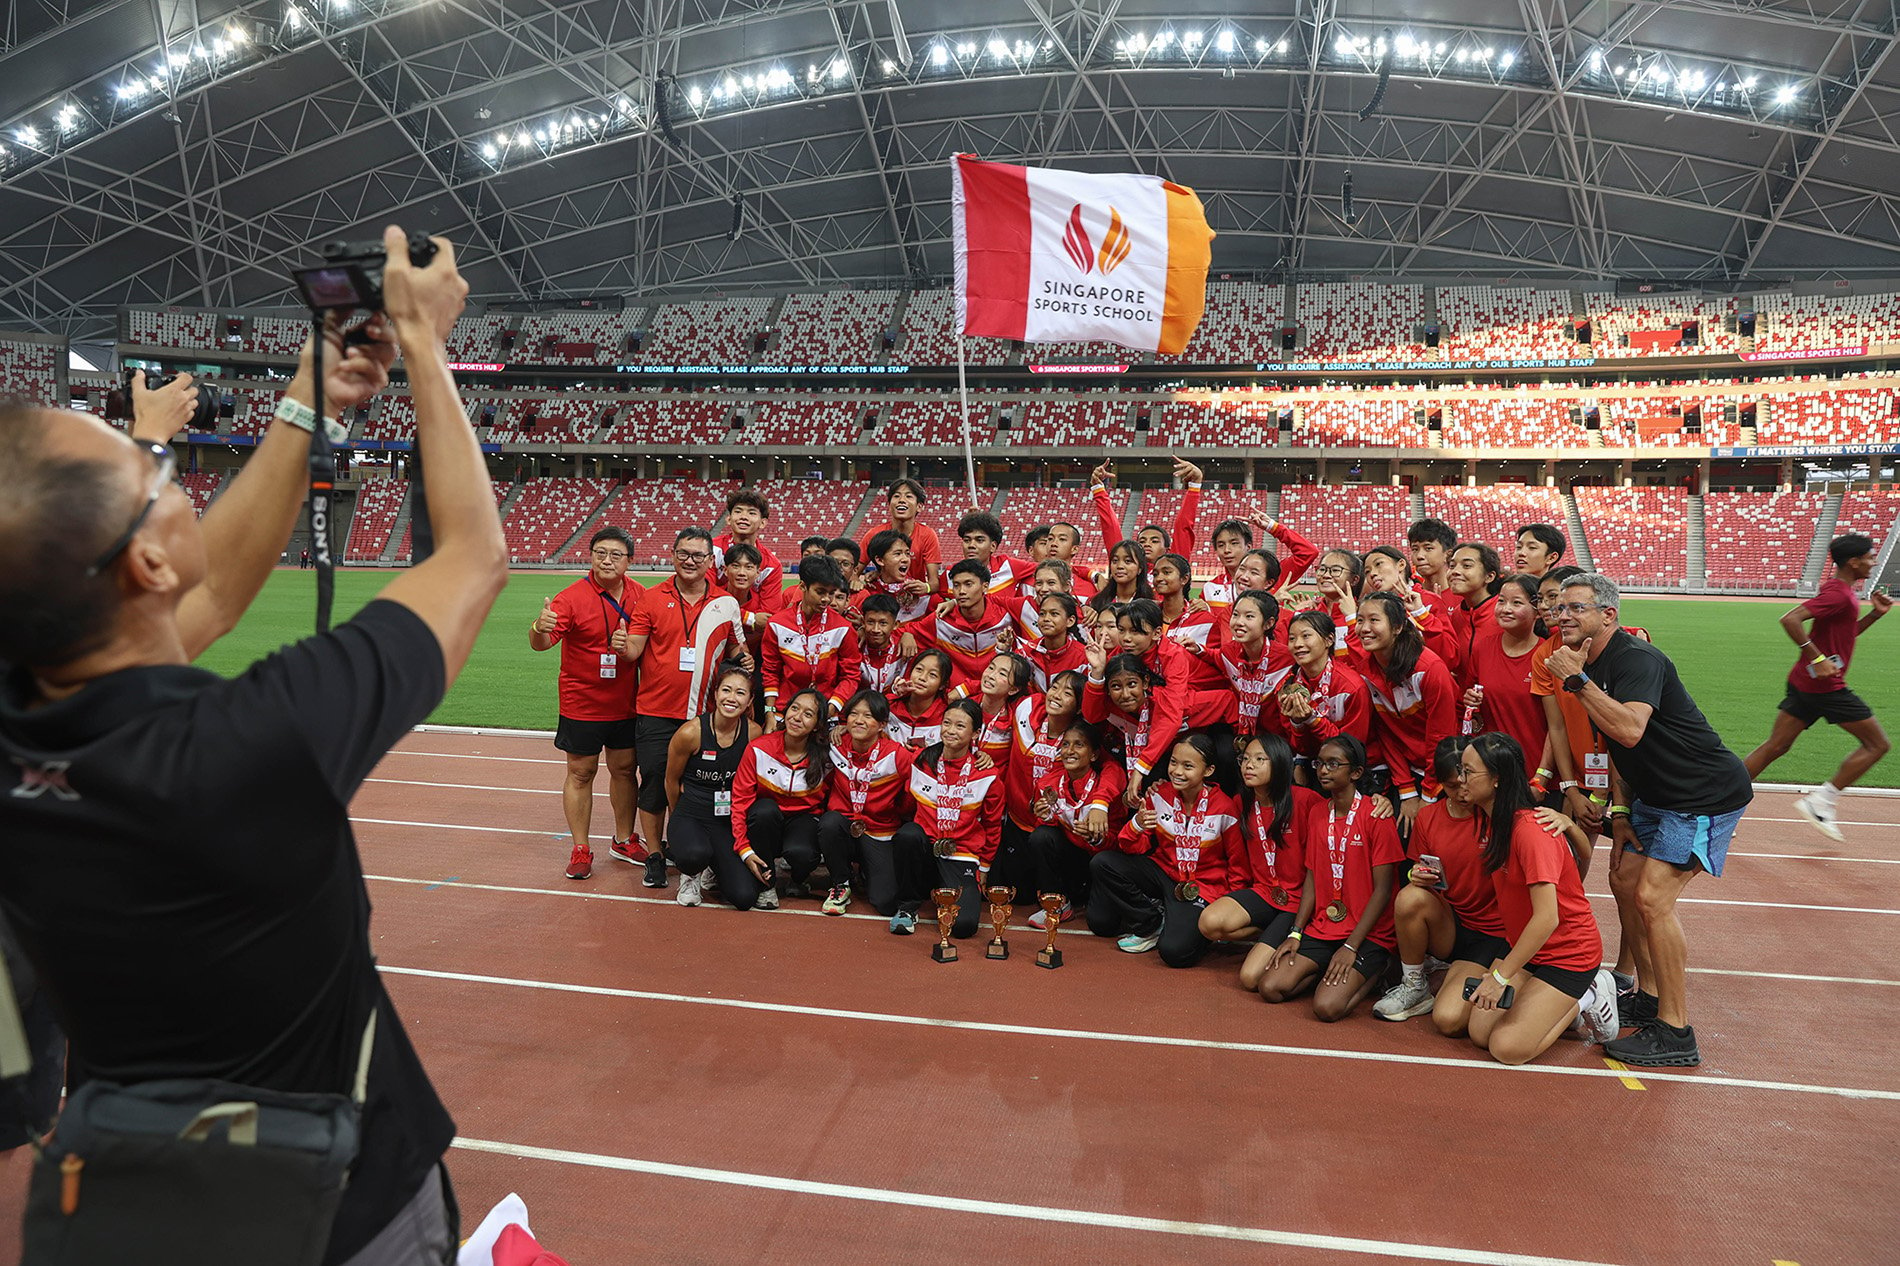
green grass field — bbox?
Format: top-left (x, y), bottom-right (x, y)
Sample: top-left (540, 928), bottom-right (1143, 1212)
top-left (193, 569), bottom-right (1900, 788)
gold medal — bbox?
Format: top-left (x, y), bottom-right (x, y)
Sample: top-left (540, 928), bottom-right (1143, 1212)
top-left (848, 818), bottom-right (866, 838)
top-left (933, 838), bottom-right (955, 858)
top-left (1175, 880), bottom-right (1200, 903)
top-left (1325, 899), bottom-right (1347, 923)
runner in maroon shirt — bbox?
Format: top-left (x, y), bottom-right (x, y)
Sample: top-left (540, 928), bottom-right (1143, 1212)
top-left (1743, 533), bottom-right (1893, 840)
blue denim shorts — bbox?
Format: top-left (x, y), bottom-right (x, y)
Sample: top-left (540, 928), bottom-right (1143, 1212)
top-left (1629, 801), bottom-right (1744, 878)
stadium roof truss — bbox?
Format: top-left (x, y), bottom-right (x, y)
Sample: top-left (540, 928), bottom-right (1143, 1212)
top-left (3, 0), bottom-right (1900, 340)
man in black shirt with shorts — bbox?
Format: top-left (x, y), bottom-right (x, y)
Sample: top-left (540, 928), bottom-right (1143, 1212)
top-left (1545, 573), bottom-right (1752, 1067)
top-left (0, 228), bottom-right (503, 1263)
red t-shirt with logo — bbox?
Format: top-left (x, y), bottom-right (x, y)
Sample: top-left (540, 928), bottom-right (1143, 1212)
top-left (1406, 801), bottom-right (1505, 936)
top-left (1789, 576), bottom-right (1859, 695)
top-left (545, 577), bottom-right (639, 722)
top-left (1489, 810), bottom-right (1601, 971)
top-left (1298, 793), bottom-right (1405, 947)
top-left (1463, 626), bottom-right (1549, 770)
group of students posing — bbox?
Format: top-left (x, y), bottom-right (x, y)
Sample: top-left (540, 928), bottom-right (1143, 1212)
top-left (556, 468), bottom-right (1683, 1069)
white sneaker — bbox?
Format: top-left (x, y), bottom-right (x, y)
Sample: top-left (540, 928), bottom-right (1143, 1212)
top-left (676, 870), bottom-right (704, 907)
top-left (1373, 977), bottom-right (1436, 1022)
top-left (1116, 931), bottom-right (1160, 953)
top-left (1582, 967), bottom-right (1621, 1044)
top-left (697, 866), bottom-right (718, 894)
top-left (753, 886), bottom-right (780, 911)
top-left (1794, 794), bottom-right (1845, 842)
top-left (1027, 902), bottom-right (1071, 931)
top-left (1423, 954), bottom-right (1450, 975)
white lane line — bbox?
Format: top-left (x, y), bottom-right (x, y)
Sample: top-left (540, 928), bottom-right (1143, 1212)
top-left (381, 964), bottom-right (1900, 1103)
top-left (446, 1134), bottom-right (1624, 1265)
top-left (1583, 892), bottom-right (1899, 916)
top-left (1691, 968), bottom-right (1900, 988)
top-left (364, 872), bottom-right (1095, 936)
top-left (361, 873), bottom-right (1900, 979)
top-left (355, 813), bottom-right (1900, 916)
top-left (387, 750), bottom-right (559, 767)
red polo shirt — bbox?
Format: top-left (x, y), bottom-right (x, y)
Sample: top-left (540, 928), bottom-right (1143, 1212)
top-left (628, 576), bottom-right (730, 720)
top-left (545, 577), bottom-right (639, 722)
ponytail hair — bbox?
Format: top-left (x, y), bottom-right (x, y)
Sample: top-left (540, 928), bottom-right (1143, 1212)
top-left (1468, 731), bottom-right (1535, 873)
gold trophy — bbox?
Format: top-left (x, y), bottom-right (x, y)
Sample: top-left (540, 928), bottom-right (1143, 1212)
top-left (985, 886), bottom-right (1016, 960)
top-left (930, 887), bottom-right (960, 963)
top-left (1035, 892), bottom-right (1065, 970)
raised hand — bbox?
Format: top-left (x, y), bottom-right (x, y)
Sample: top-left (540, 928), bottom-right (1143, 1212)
top-left (610, 617), bottom-right (631, 656)
top-left (533, 597), bottom-right (560, 636)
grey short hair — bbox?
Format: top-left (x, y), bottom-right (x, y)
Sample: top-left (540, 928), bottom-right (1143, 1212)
top-left (1561, 572), bottom-right (1620, 611)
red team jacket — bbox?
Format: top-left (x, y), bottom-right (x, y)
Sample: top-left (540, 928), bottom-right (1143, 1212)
top-left (1114, 783), bottom-right (1244, 898)
top-left (762, 605), bottom-right (863, 712)
top-left (730, 732), bottom-right (826, 859)
top-left (907, 752), bottom-right (1007, 867)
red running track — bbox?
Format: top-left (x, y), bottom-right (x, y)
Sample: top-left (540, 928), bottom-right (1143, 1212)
top-left (4, 728), bottom-right (1898, 1264)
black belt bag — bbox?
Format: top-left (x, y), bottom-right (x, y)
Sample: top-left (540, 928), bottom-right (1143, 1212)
top-left (10, 998), bottom-right (374, 1266)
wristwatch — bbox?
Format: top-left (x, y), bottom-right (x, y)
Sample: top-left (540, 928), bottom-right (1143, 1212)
top-left (1562, 670), bottom-right (1591, 693)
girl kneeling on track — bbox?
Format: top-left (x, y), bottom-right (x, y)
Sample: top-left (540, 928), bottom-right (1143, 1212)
top-left (733, 688), bottom-right (831, 909)
top-left (817, 690), bottom-right (916, 917)
top-left (1370, 736), bottom-right (1513, 1025)
top-left (1028, 720), bottom-right (1128, 928)
top-left (1199, 733), bottom-right (1323, 991)
top-left (1257, 734), bottom-right (1404, 1021)
top-left (1455, 733), bottom-right (1621, 1064)
top-left (997, 669), bottom-right (1086, 894)
top-left (887, 649), bottom-right (952, 751)
top-left (1092, 734), bottom-right (1241, 966)
top-left (663, 666), bottom-right (762, 909)
top-left (891, 700), bottom-right (1006, 937)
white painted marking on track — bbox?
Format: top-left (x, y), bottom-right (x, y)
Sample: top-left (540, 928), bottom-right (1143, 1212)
top-left (380, 964), bottom-right (1900, 1102)
top-left (446, 1134), bottom-right (1626, 1265)
top-left (360, 872), bottom-right (1900, 975)
top-left (363, 872), bottom-right (1095, 936)
top-left (356, 812), bottom-right (1900, 915)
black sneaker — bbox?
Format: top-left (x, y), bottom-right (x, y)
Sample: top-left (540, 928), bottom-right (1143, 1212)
top-left (1604, 1019), bottom-right (1700, 1067)
top-left (642, 853), bottom-right (667, 889)
top-left (1617, 988), bottom-right (1658, 1029)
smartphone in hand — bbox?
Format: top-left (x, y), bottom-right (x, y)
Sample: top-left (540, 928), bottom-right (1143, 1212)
top-left (1462, 976), bottom-right (1516, 1009)
top-left (1417, 854), bottom-right (1448, 891)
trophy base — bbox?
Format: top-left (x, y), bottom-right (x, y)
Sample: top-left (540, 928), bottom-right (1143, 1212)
top-left (931, 943), bottom-right (958, 963)
top-left (986, 939), bottom-right (1009, 961)
top-left (1036, 947), bottom-right (1063, 970)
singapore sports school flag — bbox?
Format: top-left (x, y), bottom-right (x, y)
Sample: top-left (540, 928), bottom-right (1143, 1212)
top-left (952, 154), bottom-right (1214, 355)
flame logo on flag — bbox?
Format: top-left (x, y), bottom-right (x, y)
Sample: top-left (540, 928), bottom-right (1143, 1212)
top-left (1097, 208), bottom-right (1131, 274)
top-left (1062, 204), bottom-right (1093, 273)
top-left (1061, 204), bottom-right (1134, 275)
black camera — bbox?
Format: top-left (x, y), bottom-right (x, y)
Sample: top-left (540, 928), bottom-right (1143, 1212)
top-left (292, 231), bottom-right (440, 312)
top-left (121, 366), bottom-right (220, 432)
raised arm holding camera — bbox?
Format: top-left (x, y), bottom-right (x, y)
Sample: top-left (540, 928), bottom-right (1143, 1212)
top-left (0, 226), bottom-right (502, 1265)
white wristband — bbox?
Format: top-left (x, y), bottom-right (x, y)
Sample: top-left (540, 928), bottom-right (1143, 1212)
top-left (274, 397), bottom-right (349, 445)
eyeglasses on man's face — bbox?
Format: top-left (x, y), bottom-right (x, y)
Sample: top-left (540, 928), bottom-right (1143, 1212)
top-left (87, 442), bottom-right (177, 578)
top-left (1551, 602), bottom-right (1603, 616)
top-left (674, 548), bottom-right (711, 563)
top-left (591, 548), bottom-right (629, 562)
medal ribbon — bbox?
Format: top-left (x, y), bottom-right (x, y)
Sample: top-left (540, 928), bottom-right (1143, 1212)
top-left (1325, 792), bottom-right (1361, 911)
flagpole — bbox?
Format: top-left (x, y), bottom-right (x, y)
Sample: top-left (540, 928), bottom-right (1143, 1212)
top-left (956, 333), bottom-right (978, 507)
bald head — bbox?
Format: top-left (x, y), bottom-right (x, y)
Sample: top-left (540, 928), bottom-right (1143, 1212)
top-left (0, 402), bottom-right (156, 668)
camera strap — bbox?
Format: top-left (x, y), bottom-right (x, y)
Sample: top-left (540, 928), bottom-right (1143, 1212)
top-left (308, 312), bottom-right (336, 634)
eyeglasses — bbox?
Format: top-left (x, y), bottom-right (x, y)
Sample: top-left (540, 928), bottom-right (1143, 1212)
top-left (674, 548), bottom-right (711, 562)
top-left (86, 442), bottom-right (176, 578)
top-left (1313, 757), bottom-right (1352, 770)
top-left (1314, 565), bottom-right (1351, 577)
top-left (591, 549), bottom-right (629, 561)
top-left (1550, 602), bottom-right (1603, 616)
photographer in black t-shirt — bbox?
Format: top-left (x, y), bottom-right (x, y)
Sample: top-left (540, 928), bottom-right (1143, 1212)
top-left (0, 227), bottom-right (504, 1264)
